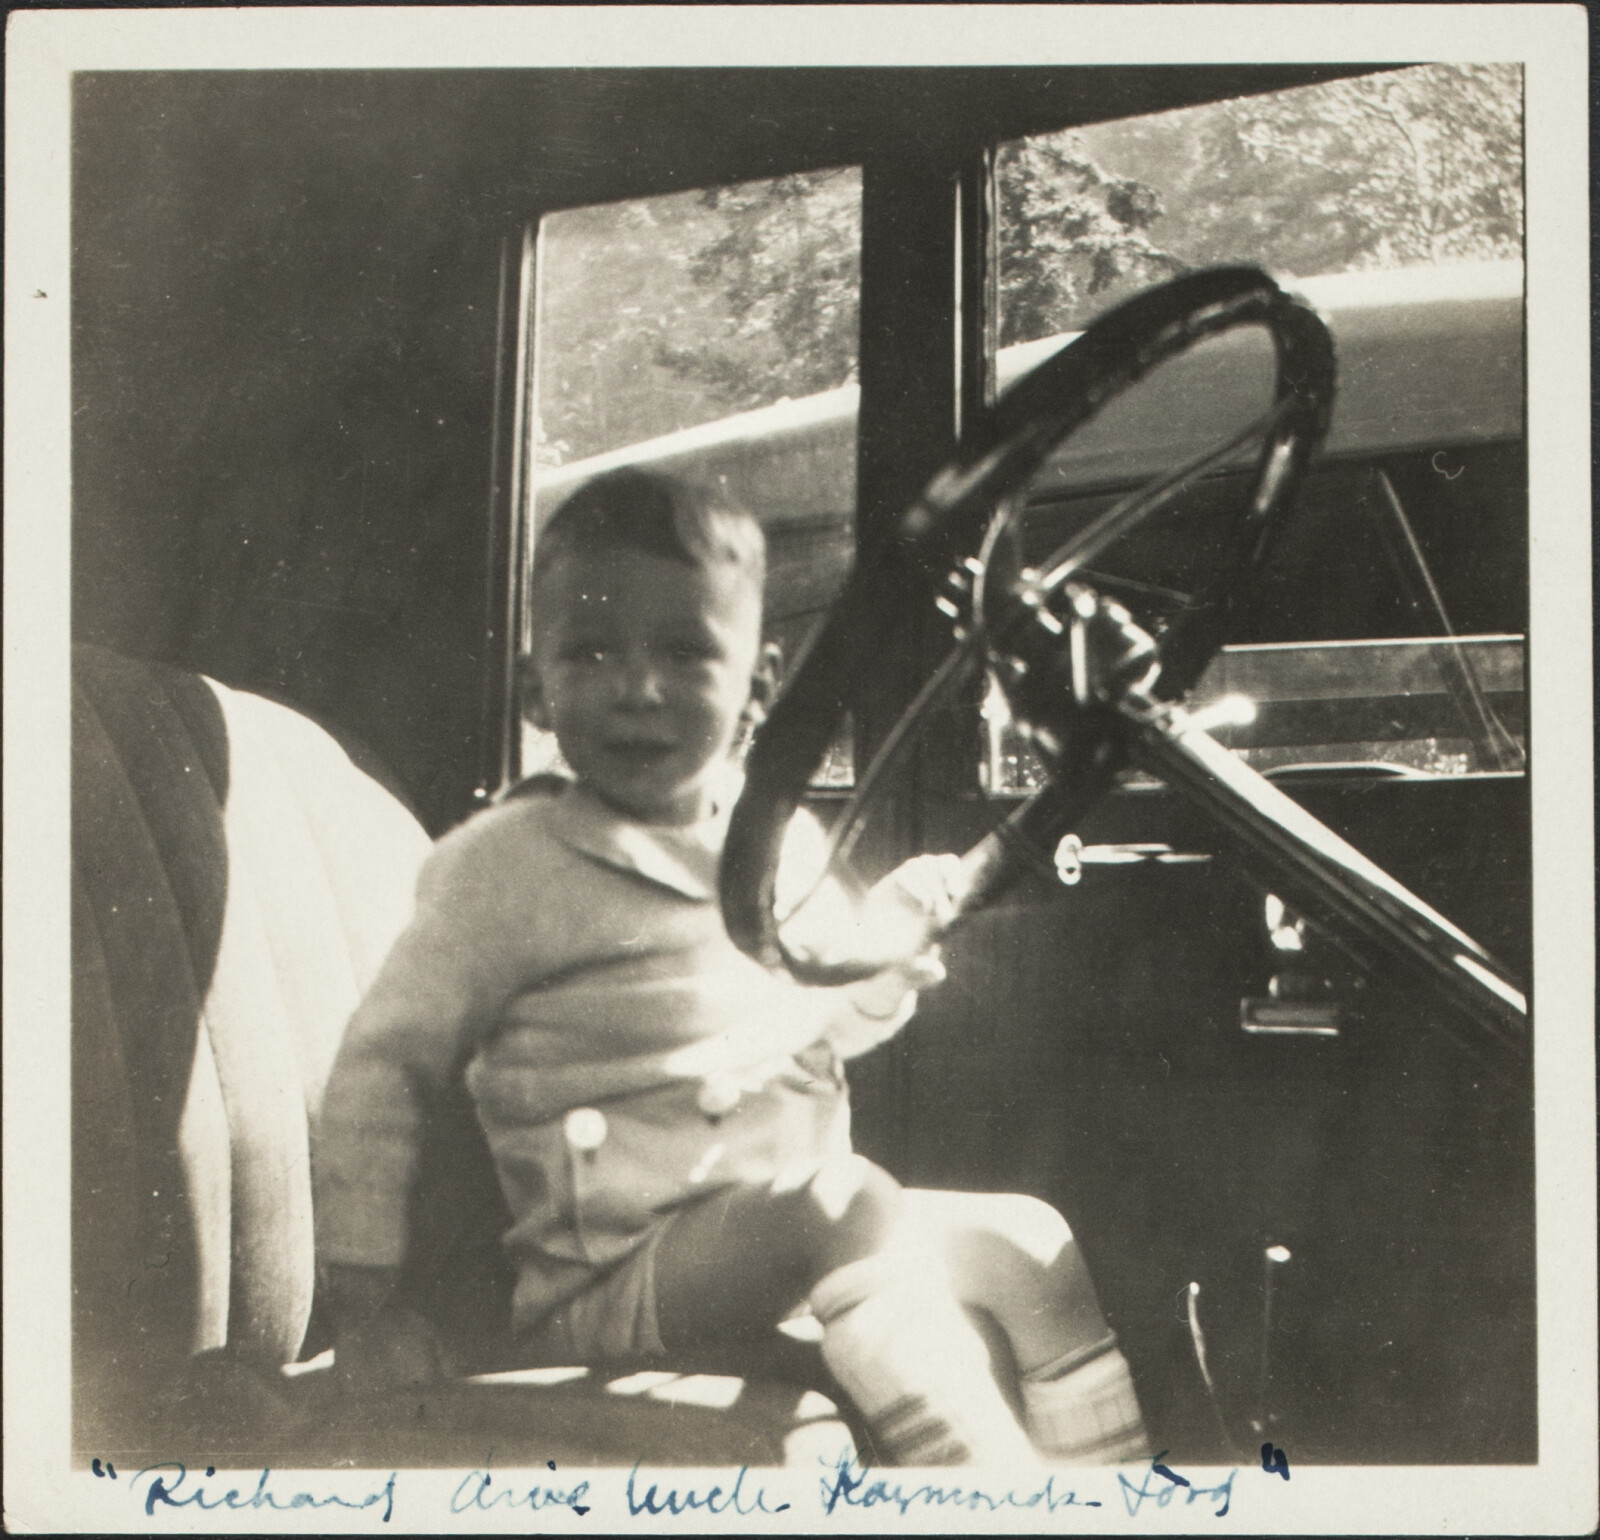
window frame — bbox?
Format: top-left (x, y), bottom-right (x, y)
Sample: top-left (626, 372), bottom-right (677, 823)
top-left (490, 85), bottom-right (1527, 827)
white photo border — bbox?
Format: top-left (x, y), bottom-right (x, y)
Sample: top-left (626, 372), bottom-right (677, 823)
top-left (5, 6), bottom-right (1593, 1534)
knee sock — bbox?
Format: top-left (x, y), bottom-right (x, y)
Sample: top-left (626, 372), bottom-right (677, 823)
top-left (1019, 1333), bottom-right (1150, 1464)
top-left (809, 1257), bottom-right (1038, 1468)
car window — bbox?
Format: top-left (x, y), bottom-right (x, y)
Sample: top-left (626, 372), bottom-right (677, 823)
top-left (985, 64), bottom-right (1526, 791)
top-left (523, 67), bottom-right (1526, 795)
top-left (995, 64), bottom-right (1522, 343)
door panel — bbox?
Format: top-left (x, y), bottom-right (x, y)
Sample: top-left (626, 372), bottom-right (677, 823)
top-left (851, 773), bottom-right (1533, 1462)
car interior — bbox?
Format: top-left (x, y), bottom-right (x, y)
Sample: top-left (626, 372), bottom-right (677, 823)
top-left (70, 63), bottom-right (1532, 1470)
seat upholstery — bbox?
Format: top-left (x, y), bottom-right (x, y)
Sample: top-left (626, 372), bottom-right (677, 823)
top-left (72, 644), bottom-right (432, 1442)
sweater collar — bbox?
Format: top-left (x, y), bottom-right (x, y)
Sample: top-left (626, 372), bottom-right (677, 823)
top-left (550, 780), bottom-right (731, 903)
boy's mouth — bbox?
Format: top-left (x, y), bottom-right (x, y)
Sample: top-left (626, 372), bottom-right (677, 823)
top-left (603, 739), bottom-right (676, 767)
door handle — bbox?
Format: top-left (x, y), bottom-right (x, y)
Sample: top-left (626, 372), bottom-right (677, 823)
top-left (1053, 834), bottom-right (1212, 886)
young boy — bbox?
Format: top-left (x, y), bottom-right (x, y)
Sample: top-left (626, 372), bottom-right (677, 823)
top-left (315, 467), bottom-right (1147, 1467)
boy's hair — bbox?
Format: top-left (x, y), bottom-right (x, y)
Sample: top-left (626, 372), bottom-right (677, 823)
top-left (532, 467), bottom-right (765, 594)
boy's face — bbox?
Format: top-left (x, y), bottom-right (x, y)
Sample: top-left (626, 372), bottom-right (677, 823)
top-left (525, 547), bottom-right (768, 825)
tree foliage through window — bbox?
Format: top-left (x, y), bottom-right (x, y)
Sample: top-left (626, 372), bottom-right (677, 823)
top-left (536, 65), bottom-right (1521, 465)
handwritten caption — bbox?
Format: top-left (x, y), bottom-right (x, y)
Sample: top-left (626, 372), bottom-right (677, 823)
top-left (90, 1446), bottom-right (1289, 1523)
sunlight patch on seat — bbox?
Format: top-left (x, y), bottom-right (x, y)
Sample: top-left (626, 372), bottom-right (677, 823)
top-left (645, 1373), bottom-right (746, 1409)
top-left (777, 1310), bottom-right (824, 1343)
top-left (467, 1365), bottom-right (591, 1387)
top-left (605, 1370), bottom-right (683, 1396)
top-left (282, 1348), bottom-right (335, 1377)
top-left (795, 1389), bottom-right (839, 1420)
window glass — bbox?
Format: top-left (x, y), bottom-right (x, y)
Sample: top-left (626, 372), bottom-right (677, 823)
top-left (1189, 634), bottom-right (1524, 779)
top-left (984, 65), bottom-right (1526, 792)
top-left (534, 170), bottom-right (862, 466)
top-left (996, 64), bottom-right (1522, 345)
top-left (526, 169), bottom-right (863, 781)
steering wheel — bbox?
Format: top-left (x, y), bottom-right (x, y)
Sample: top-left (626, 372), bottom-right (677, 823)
top-left (721, 266), bottom-right (1337, 983)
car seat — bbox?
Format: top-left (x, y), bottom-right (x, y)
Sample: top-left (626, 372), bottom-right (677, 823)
top-left (70, 642), bottom-right (856, 1469)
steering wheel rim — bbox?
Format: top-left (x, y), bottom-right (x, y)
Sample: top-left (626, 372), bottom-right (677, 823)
top-left (722, 266), bottom-right (1337, 979)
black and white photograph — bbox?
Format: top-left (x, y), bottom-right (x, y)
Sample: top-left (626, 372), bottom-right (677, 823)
top-left (5, 5), bottom-right (1594, 1533)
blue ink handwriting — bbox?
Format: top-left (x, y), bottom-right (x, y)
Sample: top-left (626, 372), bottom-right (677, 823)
top-left (132, 1464), bottom-right (397, 1523)
top-left (1118, 1452), bottom-right (1236, 1519)
top-left (452, 1455), bottom-right (591, 1516)
top-left (820, 1448), bottom-right (1101, 1517)
top-left (626, 1462), bottom-right (789, 1516)
top-left (91, 1459), bottom-right (117, 1479)
top-left (1261, 1442), bottom-right (1291, 1480)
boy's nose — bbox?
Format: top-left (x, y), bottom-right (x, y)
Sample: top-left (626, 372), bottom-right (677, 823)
top-left (615, 658), bottom-right (666, 707)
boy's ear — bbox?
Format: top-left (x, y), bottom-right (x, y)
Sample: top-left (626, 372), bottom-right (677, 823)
top-left (750, 641), bottom-right (783, 715)
top-left (517, 653), bottom-right (552, 732)
top-left (741, 642), bottom-right (783, 741)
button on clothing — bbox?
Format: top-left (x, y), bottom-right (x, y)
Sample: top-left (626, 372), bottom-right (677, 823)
top-left (316, 781), bottom-right (861, 1336)
top-left (564, 1107), bottom-right (609, 1152)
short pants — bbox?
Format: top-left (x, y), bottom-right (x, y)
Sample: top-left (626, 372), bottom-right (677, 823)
top-left (514, 1218), bottom-right (673, 1364)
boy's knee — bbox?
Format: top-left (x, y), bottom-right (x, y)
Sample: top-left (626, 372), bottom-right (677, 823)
top-left (986, 1192), bottom-right (1074, 1266)
top-left (807, 1152), bottom-right (899, 1219)
top-left (800, 1154), bottom-right (902, 1273)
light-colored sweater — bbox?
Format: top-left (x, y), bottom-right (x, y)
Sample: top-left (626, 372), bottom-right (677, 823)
top-left (315, 780), bottom-right (890, 1331)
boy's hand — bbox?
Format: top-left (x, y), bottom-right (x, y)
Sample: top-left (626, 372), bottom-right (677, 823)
top-left (833, 945), bottom-right (945, 1056)
top-left (851, 942), bottom-right (946, 1012)
top-left (857, 852), bottom-right (971, 963)
top-left (832, 853), bottom-right (967, 1053)
top-left (155, 1346), bottom-right (302, 1445)
top-left (334, 1303), bottom-right (452, 1396)
top-left (326, 1263), bottom-right (451, 1395)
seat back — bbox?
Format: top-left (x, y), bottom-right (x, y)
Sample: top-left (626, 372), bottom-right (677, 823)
top-left (72, 645), bottom-right (432, 1440)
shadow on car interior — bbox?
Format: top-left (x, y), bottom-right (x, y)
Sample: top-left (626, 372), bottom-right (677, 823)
top-left (70, 62), bottom-right (1532, 1468)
